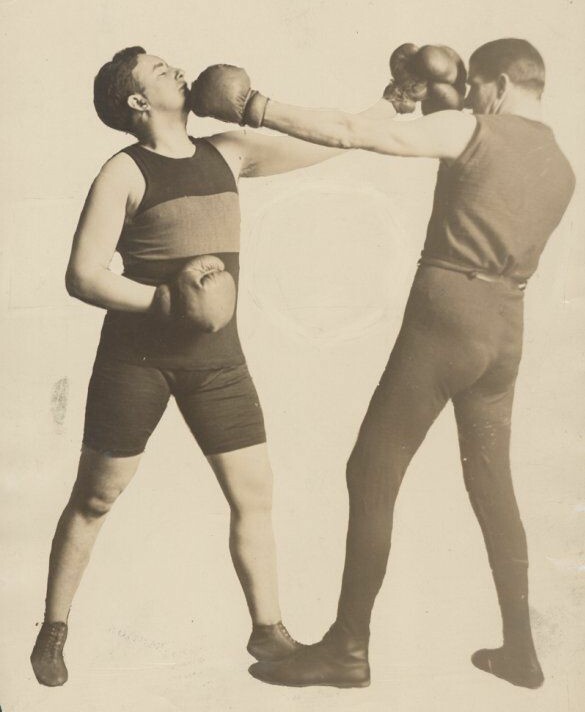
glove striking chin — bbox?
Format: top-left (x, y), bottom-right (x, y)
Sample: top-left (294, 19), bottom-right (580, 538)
top-left (189, 64), bottom-right (269, 127)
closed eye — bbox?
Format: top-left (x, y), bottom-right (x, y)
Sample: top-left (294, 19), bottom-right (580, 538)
top-left (152, 61), bottom-right (169, 77)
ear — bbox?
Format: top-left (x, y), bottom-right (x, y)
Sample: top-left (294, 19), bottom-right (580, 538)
top-left (496, 73), bottom-right (510, 98)
top-left (127, 93), bottom-right (149, 113)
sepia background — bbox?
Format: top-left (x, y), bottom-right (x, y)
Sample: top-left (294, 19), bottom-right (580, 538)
top-left (1, 0), bottom-right (583, 710)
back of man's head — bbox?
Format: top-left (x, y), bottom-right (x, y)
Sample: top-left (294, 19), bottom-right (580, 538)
top-left (94, 47), bottom-right (146, 134)
top-left (470, 39), bottom-right (545, 98)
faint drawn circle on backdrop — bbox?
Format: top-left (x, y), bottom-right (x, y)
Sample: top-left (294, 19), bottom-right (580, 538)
top-left (247, 180), bottom-right (410, 342)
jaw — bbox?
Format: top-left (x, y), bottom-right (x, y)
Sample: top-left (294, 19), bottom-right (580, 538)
top-left (180, 83), bottom-right (190, 104)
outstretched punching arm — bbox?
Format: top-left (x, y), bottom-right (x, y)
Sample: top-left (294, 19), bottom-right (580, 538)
top-left (207, 100), bottom-right (396, 178)
top-left (190, 45), bottom-right (475, 163)
top-left (262, 104), bottom-right (475, 159)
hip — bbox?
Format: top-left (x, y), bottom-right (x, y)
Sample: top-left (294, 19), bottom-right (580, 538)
top-left (97, 309), bottom-right (245, 369)
top-left (403, 263), bottom-right (524, 346)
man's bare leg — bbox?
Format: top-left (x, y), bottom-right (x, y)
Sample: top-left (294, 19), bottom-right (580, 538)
top-left (31, 446), bottom-right (141, 685)
top-left (207, 443), bottom-right (301, 660)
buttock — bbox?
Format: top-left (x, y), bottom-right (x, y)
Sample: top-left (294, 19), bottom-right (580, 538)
top-left (405, 265), bottom-right (524, 355)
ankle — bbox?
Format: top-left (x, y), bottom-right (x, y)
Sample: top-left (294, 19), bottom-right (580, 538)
top-left (502, 638), bottom-right (538, 658)
top-left (252, 619), bottom-right (282, 630)
top-left (43, 606), bottom-right (70, 625)
top-left (323, 623), bottom-right (369, 660)
top-left (502, 627), bottom-right (537, 653)
top-left (329, 621), bottom-right (369, 646)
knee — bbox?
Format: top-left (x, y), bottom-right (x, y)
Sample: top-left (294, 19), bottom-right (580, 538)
top-left (230, 481), bottom-right (273, 518)
top-left (73, 485), bottom-right (123, 518)
top-left (346, 442), bottom-right (370, 491)
top-left (346, 443), bottom-right (402, 509)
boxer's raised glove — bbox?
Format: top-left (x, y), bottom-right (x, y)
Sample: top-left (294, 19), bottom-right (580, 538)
top-left (383, 43), bottom-right (466, 114)
top-left (189, 64), bottom-right (268, 127)
top-left (383, 43), bottom-right (425, 113)
top-left (152, 255), bottom-right (236, 333)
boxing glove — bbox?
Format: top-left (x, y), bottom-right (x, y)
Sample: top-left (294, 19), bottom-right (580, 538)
top-left (383, 43), bottom-right (466, 114)
top-left (412, 45), bottom-right (459, 85)
top-left (189, 64), bottom-right (268, 127)
top-left (152, 255), bottom-right (237, 333)
top-left (384, 43), bottom-right (423, 113)
top-left (421, 82), bottom-right (465, 114)
top-left (389, 43), bottom-right (419, 83)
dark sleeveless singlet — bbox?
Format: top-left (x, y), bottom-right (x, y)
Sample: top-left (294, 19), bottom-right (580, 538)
top-left (421, 114), bottom-right (575, 282)
top-left (97, 137), bottom-right (246, 370)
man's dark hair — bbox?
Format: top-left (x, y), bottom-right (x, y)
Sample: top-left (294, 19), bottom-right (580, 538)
top-left (470, 39), bottom-right (545, 97)
top-left (93, 46), bottom-right (146, 133)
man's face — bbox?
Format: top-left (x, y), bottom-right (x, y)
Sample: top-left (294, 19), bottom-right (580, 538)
top-left (131, 54), bottom-right (188, 114)
top-left (464, 65), bottom-right (500, 114)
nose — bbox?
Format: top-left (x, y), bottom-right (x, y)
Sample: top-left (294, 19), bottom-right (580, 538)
top-left (175, 67), bottom-right (185, 81)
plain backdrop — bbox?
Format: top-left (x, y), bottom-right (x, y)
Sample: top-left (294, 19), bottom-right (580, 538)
top-left (1, 1), bottom-right (584, 711)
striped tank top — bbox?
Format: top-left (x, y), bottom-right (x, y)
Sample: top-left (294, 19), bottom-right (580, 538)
top-left (97, 137), bottom-right (245, 369)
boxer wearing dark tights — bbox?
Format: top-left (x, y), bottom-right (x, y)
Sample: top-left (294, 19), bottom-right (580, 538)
top-left (192, 39), bottom-right (575, 689)
top-left (29, 46), bottom-right (396, 687)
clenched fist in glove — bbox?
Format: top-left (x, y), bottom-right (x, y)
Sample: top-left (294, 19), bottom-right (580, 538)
top-left (152, 255), bottom-right (236, 333)
top-left (189, 64), bottom-right (269, 127)
top-left (383, 43), bottom-right (467, 114)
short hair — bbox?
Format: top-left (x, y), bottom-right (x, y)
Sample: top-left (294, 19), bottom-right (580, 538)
top-left (93, 46), bottom-right (146, 133)
top-left (470, 39), bottom-right (545, 97)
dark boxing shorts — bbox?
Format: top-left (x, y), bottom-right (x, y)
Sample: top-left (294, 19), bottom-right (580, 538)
top-left (83, 356), bottom-right (266, 457)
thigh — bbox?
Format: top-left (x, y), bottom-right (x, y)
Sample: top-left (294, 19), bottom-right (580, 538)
top-left (354, 321), bottom-right (454, 462)
top-left (83, 355), bottom-right (171, 457)
top-left (453, 366), bottom-right (519, 505)
top-left (207, 442), bottom-right (273, 513)
top-left (174, 363), bottom-right (266, 457)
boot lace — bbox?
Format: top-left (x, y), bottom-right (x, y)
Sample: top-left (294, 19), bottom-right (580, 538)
top-left (277, 621), bottom-right (300, 646)
top-left (37, 624), bottom-right (66, 657)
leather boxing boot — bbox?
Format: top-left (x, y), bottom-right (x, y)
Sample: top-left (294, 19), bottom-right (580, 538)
top-left (248, 622), bottom-right (370, 688)
top-left (30, 621), bottom-right (69, 686)
top-left (247, 621), bottom-right (304, 662)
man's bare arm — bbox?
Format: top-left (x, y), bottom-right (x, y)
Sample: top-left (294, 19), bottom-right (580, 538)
top-left (262, 103), bottom-right (476, 160)
top-left (209, 100), bottom-right (398, 178)
top-left (66, 154), bottom-right (156, 312)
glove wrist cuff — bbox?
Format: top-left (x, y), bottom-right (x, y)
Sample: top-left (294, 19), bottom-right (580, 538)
top-left (382, 81), bottom-right (416, 114)
top-left (242, 90), bottom-right (269, 128)
top-left (151, 283), bottom-right (172, 321)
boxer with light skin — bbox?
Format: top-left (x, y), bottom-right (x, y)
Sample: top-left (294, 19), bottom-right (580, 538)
top-left (29, 47), bottom-right (396, 687)
top-left (191, 39), bottom-right (575, 690)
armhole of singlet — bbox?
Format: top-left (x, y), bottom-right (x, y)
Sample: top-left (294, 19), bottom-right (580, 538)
top-left (451, 115), bottom-right (483, 170)
top-left (195, 136), bottom-right (239, 193)
top-left (119, 145), bottom-right (150, 215)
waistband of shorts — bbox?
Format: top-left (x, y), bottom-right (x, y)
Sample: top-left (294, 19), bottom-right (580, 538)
top-left (417, 257), bottom-right (527, 291)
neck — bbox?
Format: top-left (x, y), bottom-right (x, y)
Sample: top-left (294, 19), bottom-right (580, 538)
top-left (497, 92), bottom-right (542, 122)
top-left (136, 111), bottom-right (195, 157)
